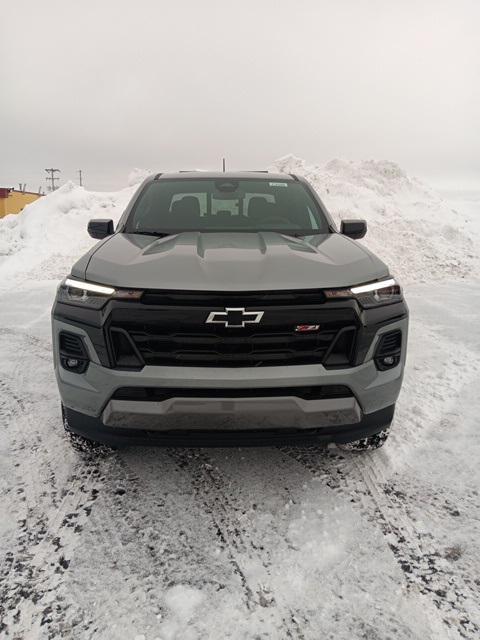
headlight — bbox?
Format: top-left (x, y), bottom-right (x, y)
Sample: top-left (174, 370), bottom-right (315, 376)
top-left (57, 277), bottom-right (142, 309)
top-left (324, 277), bottom-right (402, 308)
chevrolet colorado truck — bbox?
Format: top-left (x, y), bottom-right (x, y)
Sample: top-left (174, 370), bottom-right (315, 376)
top-left (52, 172), bottom-right (408, 451)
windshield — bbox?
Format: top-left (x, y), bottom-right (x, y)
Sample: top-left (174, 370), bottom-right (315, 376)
top-left (125, 178), bottom-right (330, 235)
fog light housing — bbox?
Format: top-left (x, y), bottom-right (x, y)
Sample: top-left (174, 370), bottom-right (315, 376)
top-left (59, 332), bottom-right (90, 374)
top-left (379, 354), bottom-right (400, 369)
top-left (374, 330), bottom-right (402, 371)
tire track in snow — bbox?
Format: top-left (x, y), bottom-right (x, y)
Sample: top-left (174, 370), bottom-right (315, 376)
top-left (0, 377), bottom-right (32, 612)
top-left (0, 446), bottom-right (110, 638)
top-left (59, 448), bottom-right (258, 640)
top-left (284, 446), bottom-right (477, 639)
top-left (61, 453), bottom-right (152, 639)
top-left (0, 328), bottom-right (51, 362)
top-left (0, 332), bottom-right (65, 611)
top-left (355, 454), bottom-right (479, 639)
top-left (177, 446), bottom-right (435, 640)
top-left (167, 449), bottom-right (256, 611)
top-left (0, 378), bottom-right (26, 421)
top-left (166, 448), bottom-right (308, 639)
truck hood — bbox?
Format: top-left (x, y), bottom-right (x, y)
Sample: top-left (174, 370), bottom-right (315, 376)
top-left (75, 231), bottom-right (389, 291)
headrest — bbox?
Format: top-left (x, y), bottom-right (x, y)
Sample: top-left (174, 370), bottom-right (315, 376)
top-left (171, 196), bottom-right (200, 218)
top-left (247, 197), bottom-right (273, 222)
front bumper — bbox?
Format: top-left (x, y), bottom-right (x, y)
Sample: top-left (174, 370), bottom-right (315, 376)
top-left (53, 310), bottom-right (407, 444)
top-left (63, 404), bottom-right (395, 447)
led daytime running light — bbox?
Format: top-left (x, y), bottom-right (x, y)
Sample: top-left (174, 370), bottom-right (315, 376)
top-left (65, 278), bottom-right (115, 295)
top-left (350, 278), bottom-right (396, 295)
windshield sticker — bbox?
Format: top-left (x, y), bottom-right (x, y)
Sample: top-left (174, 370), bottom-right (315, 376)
top-left (269, 182), bottom-right (288, 187)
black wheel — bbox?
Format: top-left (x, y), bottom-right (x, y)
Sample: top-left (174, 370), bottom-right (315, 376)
top-left (62, 405), bottom-right (115, 456)
top-left (337, 426), bottom-right (391, 452)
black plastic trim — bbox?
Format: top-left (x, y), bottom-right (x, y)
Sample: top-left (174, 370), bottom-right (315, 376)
top-left (111, 384), bottom-right (354, 402)
top-left (63, 404), bottom-right (395, 448)
top-left (59, 332), bottom-right (89, 373)
top-left (374, 329), bottom-right (402, 371)
top-left (109, 327), bottom-right (144, 370)
top-left (354, 301), bottom-right (408, 365)
top-left (87, 219), bottom-right (114, 240)
top-left (340, 219), bottom-right (367, 239)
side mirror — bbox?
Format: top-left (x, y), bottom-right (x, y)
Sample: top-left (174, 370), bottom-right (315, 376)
top-left (88, 219), bottom-right (114, 239)
top-left (340, 219), bottom-right (367, 239)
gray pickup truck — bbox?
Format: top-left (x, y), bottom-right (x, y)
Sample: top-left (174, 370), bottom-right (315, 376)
top-left (52, 172), bottom-right (408, 452)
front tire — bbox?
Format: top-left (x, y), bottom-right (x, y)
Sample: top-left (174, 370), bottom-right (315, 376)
top-left (62, 405), bottom-right (115, 456)
top-left (337, 426), bottom-right (391, 452)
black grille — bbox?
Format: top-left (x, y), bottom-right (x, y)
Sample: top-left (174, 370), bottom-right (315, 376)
top-left (123, 326), bottom-right (356, 367)
top-left (108, 291), bottom-right (358, 368)
top-left (142, 289), bottom-right (326, 307)
top-left (112, 385), bottom-right (353, 402)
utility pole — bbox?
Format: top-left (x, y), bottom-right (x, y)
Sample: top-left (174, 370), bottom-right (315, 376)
top-left (45, 168), bottom-right (60, 192)
top-left (222, 158), bottom-right (226, 173)
top-left (78, 169), bottom-right (83, 187)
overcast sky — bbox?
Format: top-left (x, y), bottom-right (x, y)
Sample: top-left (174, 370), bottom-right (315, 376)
top-left (1, 0), bottom-right (479, 191)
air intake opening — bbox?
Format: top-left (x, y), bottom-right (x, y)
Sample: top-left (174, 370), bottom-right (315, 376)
top-left (110, 328), bottom-right (144, 370)
top-left (323, 326), bottom-right (357, 368)
top-left (112, 385), bottom-right (354, 402)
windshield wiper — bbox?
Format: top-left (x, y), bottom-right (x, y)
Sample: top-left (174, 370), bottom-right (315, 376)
top-left (280, 231), bottom-right (326, 239)
top-left (130, 230), bottom-right (174, 238)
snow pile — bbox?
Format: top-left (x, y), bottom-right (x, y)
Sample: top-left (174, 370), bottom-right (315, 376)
top-left (127, 167), bottom-right (152, 186)
top-left (0, 181), bottom-right (135, 283)
top-left (272, 155), bottom-right (478, 284)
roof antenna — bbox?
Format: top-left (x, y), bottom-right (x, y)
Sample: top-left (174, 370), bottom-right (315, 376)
top-left (222, 157), bottom-right (226, 173)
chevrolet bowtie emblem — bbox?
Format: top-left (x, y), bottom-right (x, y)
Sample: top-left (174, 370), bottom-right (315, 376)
top-left (206, 307), bottom-right (264, 328)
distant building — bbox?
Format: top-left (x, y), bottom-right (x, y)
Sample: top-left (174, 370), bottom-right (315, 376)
top-left (0, 188), bottom-right (43, 218)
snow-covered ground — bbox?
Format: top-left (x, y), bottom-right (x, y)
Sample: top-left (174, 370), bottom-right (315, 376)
top-left (0, 159), bottom-right (479, 639)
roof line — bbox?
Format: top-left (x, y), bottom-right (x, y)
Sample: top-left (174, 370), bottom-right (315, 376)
top-left (154, 171), bottom-right (294, 179)
top-left (0, 188), bottom-right (43, 196)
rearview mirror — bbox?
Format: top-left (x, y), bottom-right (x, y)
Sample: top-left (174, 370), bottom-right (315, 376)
top-left (340, 219), bottom-right (367, 239)
top-left (88, 219), bottom-right (114, 239)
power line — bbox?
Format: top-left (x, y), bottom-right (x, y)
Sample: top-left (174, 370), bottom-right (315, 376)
top-left (44, 168), bottom-right (60, 192)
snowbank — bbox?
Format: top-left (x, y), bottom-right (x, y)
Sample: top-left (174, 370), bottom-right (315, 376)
top-left (271, 155), bottom-right (478, 284)
top-left (0, 181), bottom-right (135, 284)
top-left (127, 168), bottom-right (152, 187)
top-left (0, 159), bottom-right (477, 288)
